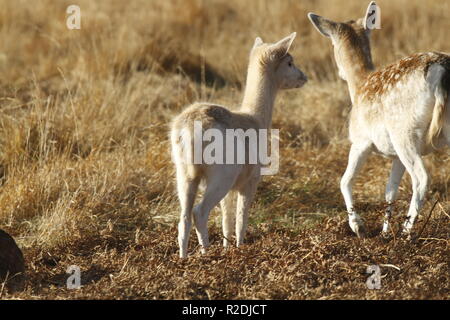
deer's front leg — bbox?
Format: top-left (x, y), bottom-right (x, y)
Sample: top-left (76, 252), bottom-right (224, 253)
top-left (236, 174), bottom-right (260, 247)
top-left (220, 191), bottom-right (236, 248)
top-left (382, 158), bottom-right (405, 235)
top-left (340, 143), bottom-right (372, 238)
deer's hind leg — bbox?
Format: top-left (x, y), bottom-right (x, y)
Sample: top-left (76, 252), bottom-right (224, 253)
top-left (193, 165), bottom-right (240, 253)
top-left (391, 140), bottom-right (429, 236)
top-left (176, 166), bottom-right (200, 259)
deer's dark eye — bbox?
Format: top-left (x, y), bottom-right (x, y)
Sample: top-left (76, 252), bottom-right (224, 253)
top-left (288, 62), bottom-right (293, 67)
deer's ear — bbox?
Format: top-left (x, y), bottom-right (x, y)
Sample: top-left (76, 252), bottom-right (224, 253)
top-left (363, 1), bottom-right (380, 32)
top-left (269, 32), bottom-right (296, 58)
top-left (308, 13), bottom-right (337, 38)
top-left (253, 37), bottom-right (264, 49)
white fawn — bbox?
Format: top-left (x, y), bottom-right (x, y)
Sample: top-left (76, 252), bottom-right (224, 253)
top-left (308, 2), bottom-right (450, 237)
top-left (171, 33), bottom-right (307, 258)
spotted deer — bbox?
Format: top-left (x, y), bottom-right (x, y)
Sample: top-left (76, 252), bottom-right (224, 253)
top-left (171, 33), bottom-right (307, 258)
top-left (308, 2), bottom-right (450, 237)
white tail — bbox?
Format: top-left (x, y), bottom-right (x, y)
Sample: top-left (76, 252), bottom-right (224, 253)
top-left (427, 68), bottom-right (449, 146)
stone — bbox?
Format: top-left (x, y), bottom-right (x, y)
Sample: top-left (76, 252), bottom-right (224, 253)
top-left (0, 229), bottom-right (25, 292)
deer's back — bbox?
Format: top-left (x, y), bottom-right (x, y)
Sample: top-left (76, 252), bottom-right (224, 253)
top-left (172, 102), bottom-right (260, 133)
top-left (349, 52), bottom-right (450, 154)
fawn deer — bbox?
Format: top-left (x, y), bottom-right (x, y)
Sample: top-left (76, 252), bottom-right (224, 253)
top-left (171, 33), bottom-right (307, 258)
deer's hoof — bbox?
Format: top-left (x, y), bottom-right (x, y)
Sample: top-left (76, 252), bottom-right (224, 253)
top-left (349, 214), bottom-right (366, 238)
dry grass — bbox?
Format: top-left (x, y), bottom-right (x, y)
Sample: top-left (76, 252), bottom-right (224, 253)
top-left (0, 0), bottom-right (448, 299)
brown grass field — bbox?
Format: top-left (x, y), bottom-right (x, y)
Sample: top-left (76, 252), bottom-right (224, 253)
top-left (0, 0), bottom-right (449, 299)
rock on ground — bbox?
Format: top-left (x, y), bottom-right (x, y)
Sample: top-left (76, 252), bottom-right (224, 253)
top-left (0, 229), bottom-right (25, 292)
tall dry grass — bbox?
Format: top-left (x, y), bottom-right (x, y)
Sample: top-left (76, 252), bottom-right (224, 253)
top-left (0, 0), bottom-right (448, 299)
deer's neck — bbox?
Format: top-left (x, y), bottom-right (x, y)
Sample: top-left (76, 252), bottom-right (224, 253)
top-left (241, 65), bottom-right (277, 129)
top-left (340, 47), bottom-right (374, 104)
top-left (346, 66), bottom-right (373, 104)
